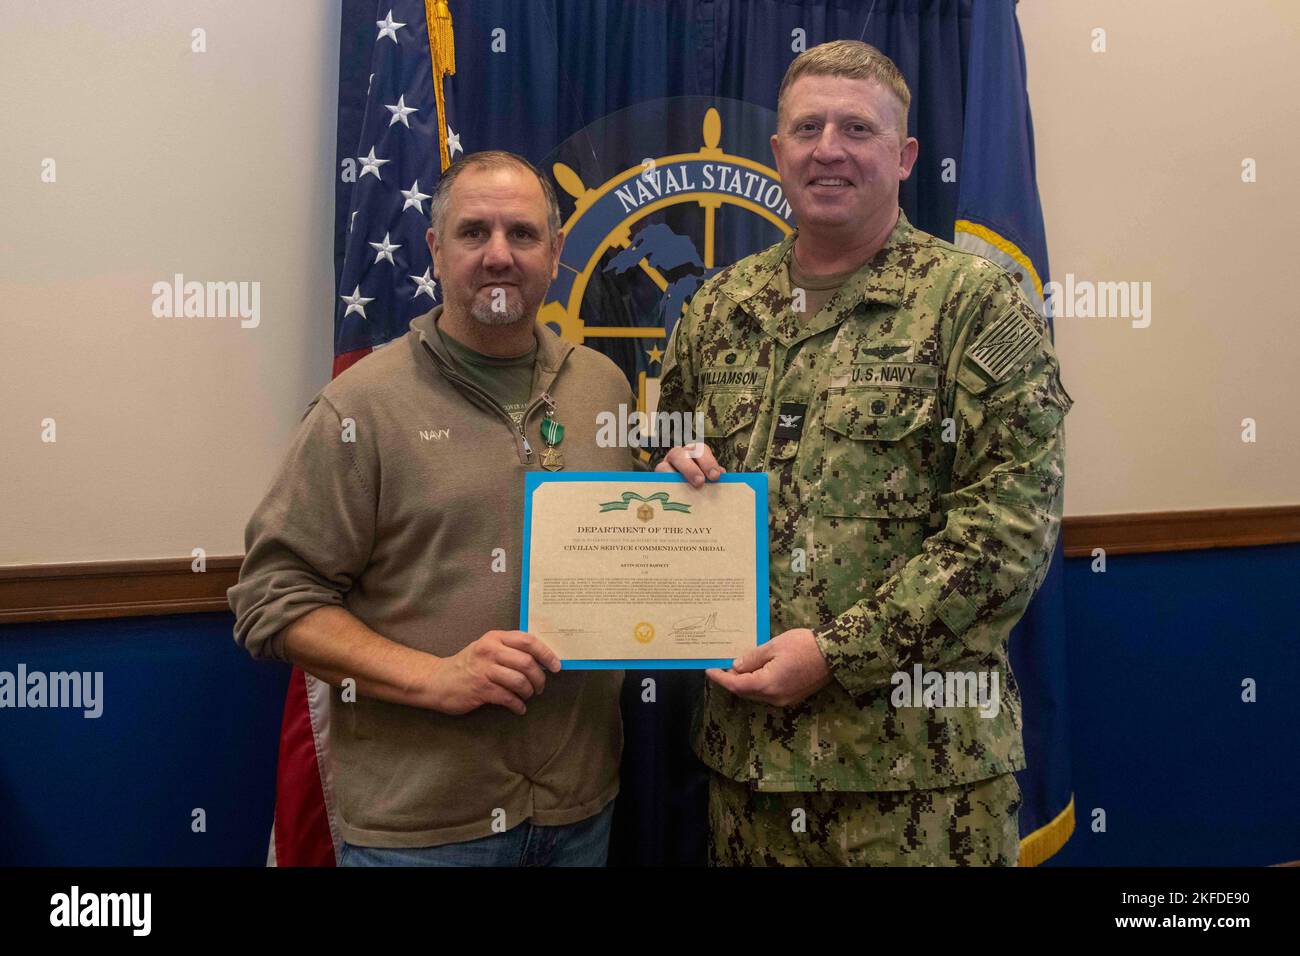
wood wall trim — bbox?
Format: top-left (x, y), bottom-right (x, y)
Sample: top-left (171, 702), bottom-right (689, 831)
top-left (1060, 505), bottom-right (1300, 558)
top-left (0, 557), bottom-right (243, 624)
top-left (1, 505), bottom-right (1298, 623)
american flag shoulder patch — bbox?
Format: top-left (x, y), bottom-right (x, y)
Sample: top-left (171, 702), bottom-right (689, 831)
top-left (966, 306), bottom-right (1042, 382)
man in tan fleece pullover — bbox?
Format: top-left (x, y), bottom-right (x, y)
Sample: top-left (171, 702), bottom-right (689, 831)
top-left (229, 151), bottom-right (640, 866)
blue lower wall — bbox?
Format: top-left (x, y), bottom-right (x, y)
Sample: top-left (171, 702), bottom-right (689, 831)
top-left (1046, 541), bottom-right (1300, 866)
top-left (0, 613), bottom-right (288, 866)
top-left (2, 542), bottom-right (1297, 865)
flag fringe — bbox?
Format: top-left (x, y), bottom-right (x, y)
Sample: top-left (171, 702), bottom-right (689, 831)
top-left (955, 218), bottom-right (1044, 301)
top-left (1018, 794), bottom-right (1075, 866)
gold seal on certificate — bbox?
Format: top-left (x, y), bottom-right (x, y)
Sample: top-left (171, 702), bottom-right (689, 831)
top-left (520, 473), bottom-right (770, 668)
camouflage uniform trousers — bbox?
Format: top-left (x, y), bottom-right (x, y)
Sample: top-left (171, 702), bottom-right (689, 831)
top-left (708, 770), bottom-right (1021, 866)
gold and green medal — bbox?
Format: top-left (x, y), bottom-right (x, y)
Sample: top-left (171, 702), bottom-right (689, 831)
top-left (540, 410), bottom-right (565, 471)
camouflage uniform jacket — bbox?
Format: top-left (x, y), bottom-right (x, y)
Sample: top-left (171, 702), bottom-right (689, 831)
top-left (655, 209), bottom-right (1072, 792)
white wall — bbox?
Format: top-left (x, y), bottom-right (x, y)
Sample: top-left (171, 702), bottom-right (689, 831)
top-left (1, 1), bottom-right (1295, 566)
top-left (0, 1), bottom-right (341, 564)
top-left (1018, 0), bottom-right (1300, 513)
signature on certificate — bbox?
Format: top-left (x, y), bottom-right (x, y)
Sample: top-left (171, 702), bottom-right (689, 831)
top-left (671, 611), bottom-right (743, 636)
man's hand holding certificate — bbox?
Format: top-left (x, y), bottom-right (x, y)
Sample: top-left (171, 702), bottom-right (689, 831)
top-left (520, 467), bottom-right (770, 669)
top-left (658, 443), bottom-right (834, 707)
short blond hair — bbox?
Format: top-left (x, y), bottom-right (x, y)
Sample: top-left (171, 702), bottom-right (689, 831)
top-left (777, 40), bottom-right (912, 136)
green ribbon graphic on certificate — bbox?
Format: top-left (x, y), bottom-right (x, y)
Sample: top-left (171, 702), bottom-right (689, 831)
top-left (597, 491), bottom-right (693, 513)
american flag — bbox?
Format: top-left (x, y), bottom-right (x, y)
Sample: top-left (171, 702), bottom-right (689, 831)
top-left (271, 0), bottom-right (459, 867)
top-left (333, 0), bottom-right (460, 377)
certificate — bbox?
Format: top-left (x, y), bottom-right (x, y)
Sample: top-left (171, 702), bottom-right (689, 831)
top-left (520, 472), bottom-right (770, 669)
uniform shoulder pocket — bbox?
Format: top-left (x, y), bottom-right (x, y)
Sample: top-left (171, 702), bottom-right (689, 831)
top-left (985, 350), bottom-right (1072, 451)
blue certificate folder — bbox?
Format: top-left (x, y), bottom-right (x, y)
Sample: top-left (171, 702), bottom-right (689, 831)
top-left (520, 471), bottom-right (770, 669)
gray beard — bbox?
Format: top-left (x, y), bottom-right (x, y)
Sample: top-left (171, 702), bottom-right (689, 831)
top-left (469, 297), bottom-right (526, 326)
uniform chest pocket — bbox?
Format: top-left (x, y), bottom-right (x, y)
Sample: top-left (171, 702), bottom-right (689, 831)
top-left (820, 387), bottom-right (939, 519)
top-left (699, 388), bottom-right (761, 470)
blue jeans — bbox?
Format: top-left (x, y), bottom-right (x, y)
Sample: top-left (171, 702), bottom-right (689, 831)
top-left (339, 801), bottom-right (615, 867)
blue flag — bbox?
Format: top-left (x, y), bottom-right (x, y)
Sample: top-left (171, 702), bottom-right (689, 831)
top-left (954, 0), bottom-right (1075, 865)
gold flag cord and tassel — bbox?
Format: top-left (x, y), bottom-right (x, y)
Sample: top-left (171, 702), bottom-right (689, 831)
top-left (425, 0), bottom-right (457, 171)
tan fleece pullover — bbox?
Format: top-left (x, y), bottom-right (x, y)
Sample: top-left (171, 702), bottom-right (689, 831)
top-left (228, 306), bottom-right (639, 848)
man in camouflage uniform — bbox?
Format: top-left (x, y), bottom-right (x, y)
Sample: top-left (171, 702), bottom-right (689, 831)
top-left (654, 40), bottom-right (1071, 865)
